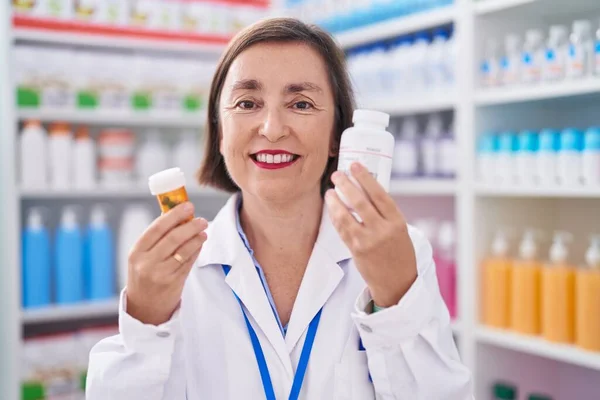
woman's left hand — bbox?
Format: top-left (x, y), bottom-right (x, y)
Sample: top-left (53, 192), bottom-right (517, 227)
top-left (325, 162), bottom-right (417, 308)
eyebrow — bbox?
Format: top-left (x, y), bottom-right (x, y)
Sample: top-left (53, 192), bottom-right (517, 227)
top-left (231, 79), bottom-right (263, 92)
top-left (285, 82), bottom-right (323, 94)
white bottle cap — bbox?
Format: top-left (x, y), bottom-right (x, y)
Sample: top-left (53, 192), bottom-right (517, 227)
top-left (519, 229), bottom-right (542, 260)
top-left (61, 207), bottom-right (78, 229)
top-left (148, 167), bottom-right (186, 195)
top-left (549, 231), bottom-right (573, 264)
top-left (27, 208), bottom-right (43, 230)
top-left (353, 109), bottom-right (390, 128)
top-left (526, 29), bottom-right (543, 44)
top-left (90, 206), bottom-right (107, 227)
top-left (491, 230), bottom-right (510, 257)
top-left (505, 34), bottom-right (521, 51)
top-left (573, 20), bottom-right (592, 34)
top-left (549, 25), bottom-right (568, 39)
top-left (585, 235), bottom-right (600, 268)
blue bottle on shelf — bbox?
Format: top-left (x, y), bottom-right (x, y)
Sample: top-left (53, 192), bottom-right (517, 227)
top-left (22, 208), bottom-right (51, 308)
top-left (54, 207), bottom-right (84, 304)
top-left (85, 206), bottom-right (115, 301)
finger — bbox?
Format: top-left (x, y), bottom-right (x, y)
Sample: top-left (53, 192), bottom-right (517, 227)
top-left (325, 189), bottom-right (362, 243)
top-left (331, 170), bottom-right (381, 225)
top-left (349, 162), bottom-right (399, 219)
top-left (171, 236), bottom-right (206, 277)
top-left (152, 217), bottom-right (208, 261)
top-left (133, 202), bottom-right (196, 253)
top-left (172, 233), bottom-right (207, 265)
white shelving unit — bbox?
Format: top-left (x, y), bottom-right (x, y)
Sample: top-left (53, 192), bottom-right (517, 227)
top-left (3, 1), bottom-right (600, 399)
top-left (19, 186), bottom-right (228, 199)
top-left (17, 109), bottom-right (207, 128)
top-left (21, 299), bottom-right (120, 325)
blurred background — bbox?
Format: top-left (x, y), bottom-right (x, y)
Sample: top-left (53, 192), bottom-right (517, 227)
top-left (1, 0), bottom-right (600, 399)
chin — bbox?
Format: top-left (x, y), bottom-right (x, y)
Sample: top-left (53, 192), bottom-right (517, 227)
top-left (250, 179), bottom-right (300, 203)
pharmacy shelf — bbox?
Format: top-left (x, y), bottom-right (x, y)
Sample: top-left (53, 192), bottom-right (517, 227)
top-left (20, 186), bottom-right (227, 199)
top-left (477, 327), bottom-right (600, 372)
top-left (389, 179), bottom-right (457, 196)
top-left (335, 5), bottom-right (456, 49)
top-left (12, 15), bottom-right (228, 55)
top-left (358, 95), bottom-right (456, 116)
top-left (475, 184), bottom-right (600, 198)
top-left (17, 108), bottom-right (207, 128)
top-left (473, 0), bottom-right (536, 15)
top-left (22, 298), bottom-right (119, 324)
top-left (475, 78), bottom-right (600, 106)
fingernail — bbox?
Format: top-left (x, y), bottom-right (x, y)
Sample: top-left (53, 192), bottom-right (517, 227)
top-left (351, 162), bottom-right (362, 173)
top-left (184, 202), bottom-right (194, 213)
top-left (195, 218), bottom-right (207, 228)
top-left (325, 189), bottom-right (334, 203)
top-left (331, 171), bottom-right (341, 183)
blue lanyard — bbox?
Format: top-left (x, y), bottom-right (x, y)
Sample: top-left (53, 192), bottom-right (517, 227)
top-left (222, 265), bottom-right (322, 400)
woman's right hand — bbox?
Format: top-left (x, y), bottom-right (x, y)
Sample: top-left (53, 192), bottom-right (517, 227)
top-left (126, 202), bottom-right (208, 325)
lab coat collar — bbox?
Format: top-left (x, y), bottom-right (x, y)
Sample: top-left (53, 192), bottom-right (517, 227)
top-left (196, 192), bottom-right (353, 372)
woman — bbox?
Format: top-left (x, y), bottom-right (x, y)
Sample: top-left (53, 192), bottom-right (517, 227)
top-left (87, 18), bottom-right (472, 399)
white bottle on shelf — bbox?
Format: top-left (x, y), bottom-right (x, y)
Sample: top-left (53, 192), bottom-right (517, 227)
top-left (567, 20), bottom-right (594, 79)
top-left (522, 29), bottom-right (545, 84)
top-left (496, 131), bottom-right (518, 184)
top-left (536, 129), bottom-right (560, 186)
top-left (438, 119), bottom-right (456, 178)
top-left (48, 122), bottom-right (73, 190)
top-left (582, 127), bottom-right (600, 186)
top-left (595, 20), bottom-right (600, 76)
top-left (19, 120), bottom-right (48, 190)
top-left (172, 130), bottom-right (202, 188)
top-left (118, 204), bottom-right (154, 290)
top-left (544, 25), bottom-right (569, 82)
top-left (481, 38), bottom-right (500, 88)
top-left (428, 28), bottom-right (449, 90)
top-left (558, 128), bottom-right (584, 186)
top-left (502, 34), bottom-right (522, 86)
top-left (136, 129), bottom-right (169, 185)
top-left (412, 32), bottom-right (431, 93)
top-left (72, 126), bottom-right (96, 190)
top-left (516, 130), bottom-right (539, 185)
top-left (477, 132), bottom-right (497, 184)
top-left (421, 113), bottom-right (443, 177)
top-left (392, 116), bottom-right (419, 178)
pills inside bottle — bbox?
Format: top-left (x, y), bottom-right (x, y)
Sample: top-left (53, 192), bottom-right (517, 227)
top-left (148, 167), bottom-right (192, 220)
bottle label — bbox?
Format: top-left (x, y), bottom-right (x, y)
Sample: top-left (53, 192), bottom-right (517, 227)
top-left (481, 60), bottom-right (498, 87)
top-left (338, 146), bottom-right (392, 192)
top-left (523, 51), bottom-right (543, 82)
top-left (501, 56), bottom-right (520, 85)
top-left (568, 44), bottom-right (586, 77)
top-left (545, 47), bottom-right (566, 80)
top-left (439, 139), bottom-right (457, 176)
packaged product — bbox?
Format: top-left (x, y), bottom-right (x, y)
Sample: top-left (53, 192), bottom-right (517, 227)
top-left (13, 0), bottom-right (74, 19)
top-left (39, 47), bottom-right (76, 109)
top-left (98, 129), bottom-right (136, 187)
top-left (130, 0), bottom-right (160, 29)
top-left (15, 46), bottom-right (43, 108)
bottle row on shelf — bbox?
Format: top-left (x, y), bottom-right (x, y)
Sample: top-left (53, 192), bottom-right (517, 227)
top-left (13, 0), bottom-right (266, 37)
top-left (16, 45), bottom-right (214, 113)
top-left (482, 229), bottom-right (600, 352)
top-left (480, 19), bottom-right (600, 88)
top-left (285, 0), bottom-right (453, 33)
top-left (391, 113), bottom-right (456, 179)
top-left (22, 326), bottom-right (118, 400)
top-left (491, 381), bottom-right (551, 400)
top-left (413, 218), bottom-right (457, 320)
top-left (20, 120), bottom-right (203, 191)
top-left (477, 127), bottom-right (600, 187)
top-left (23, 201), bottom-right (158, 310)
top-left (348, 28), bottom-right (455, 102)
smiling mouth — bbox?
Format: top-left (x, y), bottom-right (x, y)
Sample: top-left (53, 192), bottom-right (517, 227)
top-left (250, 152), bottom-right (300, 169)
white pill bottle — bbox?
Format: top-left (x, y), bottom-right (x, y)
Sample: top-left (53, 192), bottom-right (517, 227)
top-left (336, 109), bottom-right (395, 209)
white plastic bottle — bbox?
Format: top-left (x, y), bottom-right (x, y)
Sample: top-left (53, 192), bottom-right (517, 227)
top-left (481, 38), bottom-right (500, 87)
top-left (558, 128), bottom-right (584, 186)
top-left (502, 34), bottom-right (522, 86)
top-left (412, 32), bottom-right (431, 93)
top-left (422, 113), bottom-right (443, 177)
top-left (567, 20), bottom-right (594, 79)
top-left (496, 131), bottom-right (518, 184)
top-left (136, 129), bottom-right (169, 185)
top-left (428, 28), bottom-right (449, 90)
top-left (48, 122), bottom-right (73, 190)
top-left (516, 130), bottom-right (539, 185)
top-left (477, 132), bottom-right (498, 183)
top-left (392, 116), bottom-right (419, 178)
top-left (595, 20), bottom-right (600, 76)
top-left (392, 36), bottom-right (414, 95)
top-left (536, 129), bottom-right (560, 186)
top-left (20, 120), bottom-right (48, 189)
top-left (172, 130), bottom-right (202, 188)
top-left (582, 127), bottom-right (600, 186)
top-left (522, 29), bottom-right (545, 84)
top-left (336, 110), bottom-right (394, 212)
top-left (438, 119), bottom-right (456, 179)
top-left (72, 126), bottom-right (96, 190)
top-left (544, 25), bottom-right (569, 81)
top-left (118, 204), bottom-right (154, 290)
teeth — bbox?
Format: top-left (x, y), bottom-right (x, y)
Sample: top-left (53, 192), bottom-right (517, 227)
top-left (274, 154), bottom-right (281, 163)
top-left (266, 154), bottom-right (274, 163)
top-left (255, 153), bottom-right (295, 163)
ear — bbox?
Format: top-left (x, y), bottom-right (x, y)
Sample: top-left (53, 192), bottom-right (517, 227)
top-left (329, 134), bottom-right (339, 157)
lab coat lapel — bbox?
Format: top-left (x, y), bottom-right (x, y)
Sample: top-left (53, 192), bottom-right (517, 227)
top-left (196, 194), bottom-right (293, 377)
top-left (285, 205), bottom-right (353, 353)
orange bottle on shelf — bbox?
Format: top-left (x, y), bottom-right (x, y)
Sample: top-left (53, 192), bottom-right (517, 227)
top-left (482, 230), bottom-right (513, 329)
top-left (575, 235), bottom-right (600, 352)
top-left (541, 231), bottom-right (575, 344)
top-left (510, 229), bottom-right (543, 336)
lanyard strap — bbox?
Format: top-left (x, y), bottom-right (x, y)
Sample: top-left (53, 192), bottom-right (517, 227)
top-left (222, 265), bottom-right (322, 400)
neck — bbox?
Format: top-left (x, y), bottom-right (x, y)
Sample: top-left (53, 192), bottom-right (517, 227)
top-left (240, 189), bottom-right (323, 259)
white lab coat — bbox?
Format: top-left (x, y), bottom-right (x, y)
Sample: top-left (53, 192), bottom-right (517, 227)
top-left (86, 194), bottom-right (472, 399)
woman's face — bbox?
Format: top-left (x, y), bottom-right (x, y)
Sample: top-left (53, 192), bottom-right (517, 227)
top-left (219, 42), bottom-right (336, 202)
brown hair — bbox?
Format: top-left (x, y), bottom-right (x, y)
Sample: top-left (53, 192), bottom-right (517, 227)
top-left (197, 17), bottom-right (355, 195)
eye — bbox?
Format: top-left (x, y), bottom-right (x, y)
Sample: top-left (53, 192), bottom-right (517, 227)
top-left (293, 101), bottom-right (314, 110)
top-left (236, 100), bottom-right (257, 110)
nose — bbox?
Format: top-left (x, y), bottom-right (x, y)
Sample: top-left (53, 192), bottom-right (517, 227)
top-left (258, 108), bottom-right (289, 143)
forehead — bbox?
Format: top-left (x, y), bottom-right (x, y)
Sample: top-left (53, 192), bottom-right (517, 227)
top-left (225, 42), bottom-right (331, 90)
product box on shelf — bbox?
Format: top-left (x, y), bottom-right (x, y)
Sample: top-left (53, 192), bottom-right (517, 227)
top-left (13, 0), bottom-right (74, 20)
top-left (73, 0), bottom-right (129, 26)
